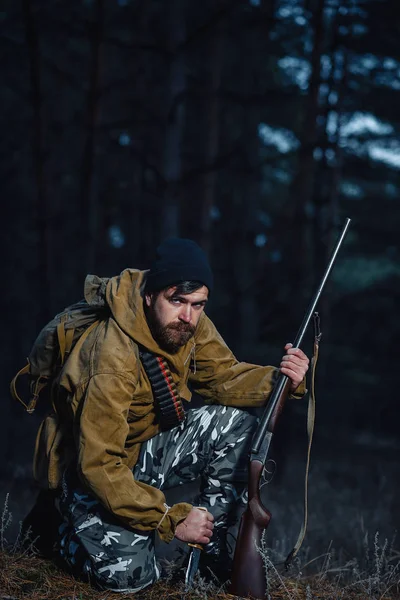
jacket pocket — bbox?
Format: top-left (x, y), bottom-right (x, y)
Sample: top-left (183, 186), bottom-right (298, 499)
top-left (127, 398), bottom-right (153, 421)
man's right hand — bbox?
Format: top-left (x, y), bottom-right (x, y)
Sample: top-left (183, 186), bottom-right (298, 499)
top-left (174, 507), bottom-right (214, 544)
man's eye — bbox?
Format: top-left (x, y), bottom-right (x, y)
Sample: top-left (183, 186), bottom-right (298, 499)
top-left (171, 298), bottom-right (181, 305)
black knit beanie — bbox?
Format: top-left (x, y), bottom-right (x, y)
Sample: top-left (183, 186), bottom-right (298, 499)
top-left (145, 238), bottom-right (213, 294)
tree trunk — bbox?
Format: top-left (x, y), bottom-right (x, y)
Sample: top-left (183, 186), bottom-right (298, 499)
top-left (287, 0), bottom-right (326, 294)
top-left (316, 51), bottom-right (349, 335)
top-left (312, 5), bottom-right (349, 380)
top-left (23, 0), bottom-right (51, 324)
top-left (199, 23), bottom-right (225, 254)
top-left (313, 2), bottom-right (348, 280)
top-left (80, 0), bottom-right (104, 274)
top-left (161, 0), bottom-right (186, 239)
top-left (231, 6), bottom-right (277, 353)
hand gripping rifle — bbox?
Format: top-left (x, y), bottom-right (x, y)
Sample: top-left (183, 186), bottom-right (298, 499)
top-left (228, 218), bottom-right (351, 599)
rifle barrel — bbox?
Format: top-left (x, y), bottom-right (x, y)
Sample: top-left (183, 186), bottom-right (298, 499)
top-left (251, 218), bottom-right (351, 455)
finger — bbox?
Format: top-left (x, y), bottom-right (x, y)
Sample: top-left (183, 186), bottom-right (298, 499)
top-left (281, 354), bottom-right (307, 365)
top-left (199, 535), bottom-right (211, 544)
top-left (196, 508), bottom-right (214, 522)
top-left (281, 366), bottom-right (308, 381)
top-left (285, 347), bottom-right (308, 360)
top-left (282, 359), bottom-right (309, 372)
top-left (280, 366), bottom-right (302, 382)
top-left (281, 362), bottom-right (302, 374)
top-left (195, 506), bottom-right (208, 514)
top-left (281, 366), bottom-right (307, 378)
top-left (281, 356), bottom-right (309, 371)
top-left (284, 343), bottom-right (293, 350)
top-left (200, 514), bottom-right (214, 526)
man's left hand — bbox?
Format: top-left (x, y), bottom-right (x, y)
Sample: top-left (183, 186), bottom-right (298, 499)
top-left (280, 343), bottom-right (309, 392)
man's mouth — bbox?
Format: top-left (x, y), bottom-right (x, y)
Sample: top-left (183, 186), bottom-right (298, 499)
top-left (167, 322), bottom-right (195, 334)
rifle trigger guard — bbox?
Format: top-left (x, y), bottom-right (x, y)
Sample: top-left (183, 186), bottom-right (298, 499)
top-left (262, 459), bottom-right (276, 484)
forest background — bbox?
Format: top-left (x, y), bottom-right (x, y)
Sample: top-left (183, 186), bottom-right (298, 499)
top-left (1, 0), bottom-right (399, 572)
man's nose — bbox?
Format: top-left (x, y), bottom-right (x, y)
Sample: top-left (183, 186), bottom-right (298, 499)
top-left (179, 305), bottom-right (192, 323)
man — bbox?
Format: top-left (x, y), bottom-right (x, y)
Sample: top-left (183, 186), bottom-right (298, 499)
top-left (31, 238), bottom-right (309, 592)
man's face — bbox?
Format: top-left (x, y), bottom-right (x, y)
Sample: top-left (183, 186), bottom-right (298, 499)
top-left (145, 285), bottom-right (209, 353)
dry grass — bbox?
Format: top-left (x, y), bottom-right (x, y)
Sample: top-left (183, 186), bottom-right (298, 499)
top-left (0, 548), bottom-right (225, 600)
top-left (1, 544), bottom-right (399, 600)
top-left (1, 494), bottom-right (399, 600)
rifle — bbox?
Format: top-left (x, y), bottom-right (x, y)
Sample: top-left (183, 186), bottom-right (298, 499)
top-left (228, 218), bottom-right (351, 599)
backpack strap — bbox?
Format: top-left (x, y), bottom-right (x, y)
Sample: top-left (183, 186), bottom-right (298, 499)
top-left (57, 315), bottom-right (75, 365)
top-left (28, 375), bottom-right (50, 413)
top-left (10, 361), bottom-right (49, 414)
top-left (57, 318), bottom-right (100, 366)
top-left (10, 362), bottom-right (31, 411)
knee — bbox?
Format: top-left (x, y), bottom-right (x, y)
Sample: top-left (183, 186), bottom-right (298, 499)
top-left (57, 521), bottom-right (158, 593)
top-left (213, 405), bottom-right (257, 435)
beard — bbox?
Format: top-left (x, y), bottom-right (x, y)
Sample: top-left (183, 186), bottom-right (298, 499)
top-left (147, 312), bottom-right (196, 354)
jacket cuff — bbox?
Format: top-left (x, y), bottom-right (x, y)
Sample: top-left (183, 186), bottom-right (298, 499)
top-left (289, 377), bottom-right (307, 400)
top-left (157, 502), bottom-right (192, 542)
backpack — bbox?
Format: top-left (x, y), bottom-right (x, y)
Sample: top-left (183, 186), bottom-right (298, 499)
top-left (10, 300), bottom-right (110, 413)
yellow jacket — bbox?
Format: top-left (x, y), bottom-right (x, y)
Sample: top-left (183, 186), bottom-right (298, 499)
top-left (33, 269), bottom-right (305, 542)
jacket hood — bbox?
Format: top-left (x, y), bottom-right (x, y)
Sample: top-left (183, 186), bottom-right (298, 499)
top-left (84, 269), bottom-right (196, 372)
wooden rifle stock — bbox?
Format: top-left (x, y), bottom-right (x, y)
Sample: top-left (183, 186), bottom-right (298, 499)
top-left (229, 461), bottom-right (271, 599)
top-left (229, 380), bottom-right (291, 599)
top-left (228, 219), bottom-right (351, 599)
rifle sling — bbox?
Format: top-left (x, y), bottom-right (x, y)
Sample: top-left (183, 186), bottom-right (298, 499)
top-left (285, 312), bottom-right (321, 569)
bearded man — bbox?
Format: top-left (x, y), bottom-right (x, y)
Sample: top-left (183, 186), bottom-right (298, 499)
top-left (29, 238), bottom-right (309, 592)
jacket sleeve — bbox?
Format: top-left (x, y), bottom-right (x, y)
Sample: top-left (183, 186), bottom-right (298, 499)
top-left (189, 315), bottom-right (306, 407)
top-left (76, 373), bottom-right (192, 542)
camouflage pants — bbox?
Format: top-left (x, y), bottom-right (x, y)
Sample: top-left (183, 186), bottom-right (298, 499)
top-left (56, 405), bottom-right (256, 592)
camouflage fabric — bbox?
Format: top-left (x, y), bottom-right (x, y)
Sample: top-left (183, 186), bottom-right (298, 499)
top-left (56, 405), bottom-right (256, 592)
